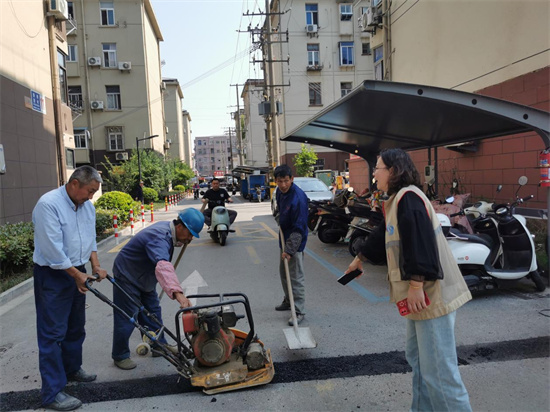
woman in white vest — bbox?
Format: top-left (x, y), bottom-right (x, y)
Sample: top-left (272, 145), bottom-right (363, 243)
top-left (346, 148), bottom-right (472, 412)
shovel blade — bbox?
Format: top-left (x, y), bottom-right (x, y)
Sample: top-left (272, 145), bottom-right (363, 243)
top-left (283, 327), bottom-right (317, 350)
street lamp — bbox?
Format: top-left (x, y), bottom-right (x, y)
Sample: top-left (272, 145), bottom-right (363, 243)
top-left (136, 134), bottom-right (158, 184)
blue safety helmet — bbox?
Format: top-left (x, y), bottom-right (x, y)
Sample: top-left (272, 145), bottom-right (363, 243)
top-left (178, 209), bottom-right (204, 238)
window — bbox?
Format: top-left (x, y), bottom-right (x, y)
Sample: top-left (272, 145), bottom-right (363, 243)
top-left (308, 82), bottom-right (322, 105)
top-left (197, 140), bottom-right (202, 146)
top-left (68, 85), bottom-right (82, 108)
top-left (313, 159), bottom-right (325, 171)
top-left (339, 42), bottom-right (354, 66)
top-left (65, 148), bottom-right (75, 169)
top-left (210, 148), bottom-right (214, 154)
top-left (305, 4), bottom-right (318, 25)
top-left (68, 2), bottom-right (74, 19)
top-left (362, 42), bottom-right (371, 56)
top-left (57, 50), bottom-right (67, 104)
top-left (74, 129), bottom-right (87, 148)
top-left (100, 1), bottom-right (115, 26)
top-left (340, 4), bottom-right (353, 21)
top-left (102, 43), bottom-right (117, 68)
top-left (307, 44), bottom-right (320, 66)
top-left (107, 126), bottom-right (123, 150)
top-left (372, 0), bottom-right (382, 7)
top-left (341, 82), bottom-right (352, 97)
top-left (374, 46), bottom-right (384, 80)
top-left (67, 45), bottom-right (78, 62)
top-left (106, 85), bottom-right (121, 109)
top-left (211, 165), bottom-right (215, 171)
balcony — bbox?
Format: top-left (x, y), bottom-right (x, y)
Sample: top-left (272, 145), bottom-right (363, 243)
top-left (66, 17), bottom-right (77, 36)
top-left (306, 64), bottom-right (323, 72)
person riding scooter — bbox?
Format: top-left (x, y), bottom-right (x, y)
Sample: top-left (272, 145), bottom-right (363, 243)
top-left (193, 182), bottom-right (200, 200)
top-left (201, 178), bottom-right (237, 226)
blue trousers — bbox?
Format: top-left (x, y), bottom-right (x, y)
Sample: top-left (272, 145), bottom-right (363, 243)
top-left (406, 311), bottom-right (472, 412)
top-left (33, 264), bottom-right (86, 405)
top-left (111, 276), bottom-right (167, 361)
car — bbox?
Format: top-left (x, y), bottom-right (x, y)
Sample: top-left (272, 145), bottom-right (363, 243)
top-left (271, 177), bottom-right (334, 215)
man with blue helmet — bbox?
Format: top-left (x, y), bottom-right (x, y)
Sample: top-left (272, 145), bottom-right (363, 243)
top-left (111, 208), bottom-right (204, 370)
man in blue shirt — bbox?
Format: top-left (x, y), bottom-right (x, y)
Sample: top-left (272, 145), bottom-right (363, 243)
top-left (33, 166), bottom-right (108, 411)
top-left (273, 165), bottom-right (309, 326)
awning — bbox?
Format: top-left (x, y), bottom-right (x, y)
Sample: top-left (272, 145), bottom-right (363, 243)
top-left (231, 166), bottom-right (270, 175)
top-left (281, 80), bottom-right (550, 163)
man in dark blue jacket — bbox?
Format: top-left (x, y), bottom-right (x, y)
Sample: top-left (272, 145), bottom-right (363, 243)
top-left (274, 165), bottom-right (309, 325)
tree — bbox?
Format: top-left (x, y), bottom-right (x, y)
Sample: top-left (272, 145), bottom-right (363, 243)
top-left (171, 160), bottom-right (195, 187)
top-left (293, 144), bottom-right (318, 177)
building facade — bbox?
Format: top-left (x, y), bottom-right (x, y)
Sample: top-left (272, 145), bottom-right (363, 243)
top-left (182, 110), bottom-right (193, 166)
top-left (267, 0), bottom-right (374, 174)
top-left (162, 78), bottom-right (186, 163)
top-left (241, 80), bottom-right (268, 167)
top-left (67, 0), bottom-right (167, 173)
top-left (1, 0), bottom-right (74, 224)
top-left (194, 135), bottom-right (238, 177)
top-left (347, 0), bottom-right (549, 209)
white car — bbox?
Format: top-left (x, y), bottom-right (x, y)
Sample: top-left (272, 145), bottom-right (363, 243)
top-left (271, 177), bottom-right (334, 215)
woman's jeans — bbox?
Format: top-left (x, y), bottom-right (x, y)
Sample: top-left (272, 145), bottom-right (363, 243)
top-left (406, 311), bottom-right (472, 412)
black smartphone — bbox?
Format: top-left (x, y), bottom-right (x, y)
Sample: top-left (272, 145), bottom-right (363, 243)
top-left (337, 269), bottom-right (363, 285)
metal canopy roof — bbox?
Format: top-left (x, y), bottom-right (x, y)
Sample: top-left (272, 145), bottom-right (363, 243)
top-left (281, 80), bottom-right (550, 163)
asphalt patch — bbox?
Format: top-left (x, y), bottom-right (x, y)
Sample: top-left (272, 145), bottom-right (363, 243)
top-left (1, 336), bottom-right (548, 411)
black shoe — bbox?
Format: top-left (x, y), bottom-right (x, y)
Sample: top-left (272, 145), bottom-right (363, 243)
top-left (275, 300), bottom-right (291, 311)
top-left (44, 391), bottom-right (82, 411)
top-left (288, 313), bottom-right (305, 326)
top-left (67, 368), bottom-right (97, 383)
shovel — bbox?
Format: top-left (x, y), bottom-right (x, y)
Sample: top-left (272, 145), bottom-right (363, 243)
top-left (280, 228), bottom-right (317, 349)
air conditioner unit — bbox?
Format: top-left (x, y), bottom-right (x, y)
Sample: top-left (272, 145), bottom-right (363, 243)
top-left (90, 100), bottom-right (104, 110)
top-left (88, 57), bottom-right (101, 66)
top-left (164, 141), bottom-right (171, 150)
top-left (48, 0), bottom-right (69, 20)
top-left (165, 126), bottom-right (169, 133)
top-left (115, 152), bottom-right (129, 161)
top-left (160, 82), bottom-right (166, 90)
top-left (118, 61), bottom-right (131, 71)
top-left (306, 24), bottom-right (318, 33)
top-left (166, 139), bottom-right (172, 144)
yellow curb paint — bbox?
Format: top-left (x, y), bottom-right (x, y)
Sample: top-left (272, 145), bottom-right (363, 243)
top-left (108, 238), bottom-right (130, 253)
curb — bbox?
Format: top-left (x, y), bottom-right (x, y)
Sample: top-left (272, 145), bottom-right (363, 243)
top-left (0, 277), bottom-right (34, 306)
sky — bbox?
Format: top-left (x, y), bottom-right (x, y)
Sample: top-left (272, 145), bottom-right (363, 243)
top-left (150, 0), bottom-right (266, 140)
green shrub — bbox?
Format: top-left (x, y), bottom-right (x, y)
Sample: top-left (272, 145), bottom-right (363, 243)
top-left (0, 222), bottom-right (34, 278)
top-left (174, 185), bottom-right (185, 192)
top-left (94, 191), bottom-right (139, 222)
top-left (95, 209), bottom-right (115, 234)
top-left (143, 187), bottom-right (159, 204)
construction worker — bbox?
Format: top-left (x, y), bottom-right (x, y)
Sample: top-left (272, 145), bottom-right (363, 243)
top-left (111, 209), bottom-right (204, 370)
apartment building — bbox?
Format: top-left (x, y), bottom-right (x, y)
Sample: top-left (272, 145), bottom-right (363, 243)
top-left (182, 110), bottom-right (193, 166)
top-left (345, 0), bottom-right (549, 206)
top-left (66, 0), bottom-right (167, 173)
top-left (194, 135), bottom-right (238, 177)
top-left (162, 78), bottom-right (191, 164)
top-left (0, 0), bottom-right (74, 224)
top-left (241, 80), bottom-right (268, 167)
top-left (265, 0), bottom-right (374, 173)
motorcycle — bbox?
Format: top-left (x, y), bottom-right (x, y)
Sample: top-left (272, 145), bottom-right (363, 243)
top-left (312, 189), bottom-right (353, 244)
top-left (440, 176), bottom-right (546, 292)
top-left (193, 187), bottom-right (200, 200)
top-left (208, 205), bottom-right (235, 246)
top-left (346, 190), bottom-right (385, 257)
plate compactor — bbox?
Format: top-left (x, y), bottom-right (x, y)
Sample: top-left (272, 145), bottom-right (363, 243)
top-left (87, 276), bottom-right (274, 395)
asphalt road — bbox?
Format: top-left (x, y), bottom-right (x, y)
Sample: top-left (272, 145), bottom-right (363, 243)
top-left (1, 195), bottom-right (549, 411)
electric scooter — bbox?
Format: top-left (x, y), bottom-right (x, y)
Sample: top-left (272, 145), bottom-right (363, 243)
top-left (208, 205), bottom-right (235, 246)
top-left (439, 176), bottom-right (546, 292)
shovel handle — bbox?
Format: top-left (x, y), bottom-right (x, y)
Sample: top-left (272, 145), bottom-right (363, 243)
top-left (280, 228), bottom-right (300, 334)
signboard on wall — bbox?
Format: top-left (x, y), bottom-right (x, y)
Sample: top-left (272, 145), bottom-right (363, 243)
top-left (30, 90), bottom-right (46, 114)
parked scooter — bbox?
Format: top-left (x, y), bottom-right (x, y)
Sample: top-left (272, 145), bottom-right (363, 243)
top-left (346, 190), bottom-right (385, 257)
top-left (312, 189), bottom-right (353, 244)
top-left (440, 176), bottom-right (546, 292)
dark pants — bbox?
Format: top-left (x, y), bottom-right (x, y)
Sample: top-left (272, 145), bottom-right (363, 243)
top-left (111, 276), bottom-right (167, 361)
top-left (34, 264), bottom-right (86, 405)
top-left (203, 208), bottom-right (237, 226)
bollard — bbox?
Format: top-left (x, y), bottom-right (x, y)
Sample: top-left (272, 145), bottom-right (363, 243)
top-left (113, 214), bottom-right (119, 245)
top-left (150, 202), bottom-right (154, 222)
top-left (141, 204), bottom-right (145, 227)
top-left (130, 209), bottom-right (134, 236)
top-left (165, 196), bottom-right (168, 212)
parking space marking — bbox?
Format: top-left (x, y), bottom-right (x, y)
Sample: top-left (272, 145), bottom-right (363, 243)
top-left (259, 222), bottom-right (278, 239)
top-left (246, 246), bottom-right (262, 264)
top-left (305, 248), bottom-right (389, 303)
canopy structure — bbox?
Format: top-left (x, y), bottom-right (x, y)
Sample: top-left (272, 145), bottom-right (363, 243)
top-left (282, 80), bottom-right (550, 163)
